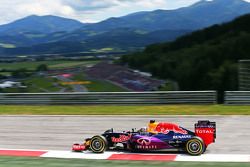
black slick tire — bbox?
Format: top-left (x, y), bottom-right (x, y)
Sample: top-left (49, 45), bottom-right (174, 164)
top-left (89, 135), bottom-right (107, 153)
top-left (185, 137), bottom-right (205, 156)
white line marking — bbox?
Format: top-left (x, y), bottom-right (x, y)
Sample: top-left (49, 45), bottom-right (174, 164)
top-left (0, 148), bottom-right (249, 162)
top-left (41, 151), bottom-right (116, 160)
top-left (175, 154), bottom-right (250, 162)
top-left (0, 148), bottom-right (49, 152)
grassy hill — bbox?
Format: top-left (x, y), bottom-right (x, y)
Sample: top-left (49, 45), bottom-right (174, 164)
top-left (120, 14), bottom-right (250, 102)
top-left (0, 60), bottom-right (99, 71)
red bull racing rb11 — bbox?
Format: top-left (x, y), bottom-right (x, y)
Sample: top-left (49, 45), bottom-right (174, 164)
top-left (72, 120), bottom-right (216, 156)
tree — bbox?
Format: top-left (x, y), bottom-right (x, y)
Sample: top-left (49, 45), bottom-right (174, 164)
top-left (11, 68), bottom-right (29, 78)
top-left (36, 64), bottom-right (48, 72)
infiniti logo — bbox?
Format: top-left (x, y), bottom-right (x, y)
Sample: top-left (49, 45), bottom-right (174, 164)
top-left (137, 138), bottom-right (151, 145)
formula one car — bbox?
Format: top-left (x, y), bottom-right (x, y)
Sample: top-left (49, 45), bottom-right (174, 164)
top-left (72, 120), bottom-right (216, 156)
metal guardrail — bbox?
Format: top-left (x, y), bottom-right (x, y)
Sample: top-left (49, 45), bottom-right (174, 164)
top-left (0, 91), bottom-right (217, 105)
top-left (224, 91), bottom-right (250, 105)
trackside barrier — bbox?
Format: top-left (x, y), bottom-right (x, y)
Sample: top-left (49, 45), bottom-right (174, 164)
top-left (224, 91), bottom-right (250, 105)
top-left (0, 91), bottom-right (217, 105)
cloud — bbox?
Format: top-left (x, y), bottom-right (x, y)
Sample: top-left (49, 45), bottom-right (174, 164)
top-left (69, 0), bottom-right (200, 22)
top-left (63, 0), bottom-right (118, 11)
top-left (0, 0), bottom-right (74, 24)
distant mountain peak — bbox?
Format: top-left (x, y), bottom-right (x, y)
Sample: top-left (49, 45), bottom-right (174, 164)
top-left (193, 0), bottom-right (247, 5)
top-left (188, 0), bottom-right (249, 10)
top-left (0, 15), bottom-right (84, 34)
top-left (23, 14), bottom-right (80, 20)
top-left (26, 14), bottom-right (39, 17)
top-left (211, 0), bottom-right (247, 3)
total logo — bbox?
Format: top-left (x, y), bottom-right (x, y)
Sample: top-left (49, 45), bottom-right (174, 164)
top-left (195, 129), bottom-right (214, 134)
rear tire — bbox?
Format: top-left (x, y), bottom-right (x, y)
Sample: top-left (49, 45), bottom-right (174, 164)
top-left (89, 135), bottom-right (107, 153)
top-left (185, 137), bottom-right (205, 156)
top-left (203, 146), bottom-right (207, 153)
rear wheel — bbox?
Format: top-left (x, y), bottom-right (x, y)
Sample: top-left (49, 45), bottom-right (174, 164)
top-left (203, 146), bottom-right (207, 153)
top-left (89, 135), bottom-right (107, 153)
top-left (185, 137), bottom-right (204, 156)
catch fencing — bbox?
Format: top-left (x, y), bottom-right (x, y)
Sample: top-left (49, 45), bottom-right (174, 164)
top-left (0, 91), bottom-right (217, 105)
top-left (224, 91), bottom-right (250, 105)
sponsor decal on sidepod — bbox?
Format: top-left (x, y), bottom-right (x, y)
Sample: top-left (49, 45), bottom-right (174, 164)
top-left (137, 138), bottom-right (151, 145)
top-left (155, 123), bottom-right (188, 135)
top-left (111, 135), bottom-right (131, 143)
top-left (173, 135), bottom-right (192, 139)
top-left (195, 129), bottom-right (214, 134)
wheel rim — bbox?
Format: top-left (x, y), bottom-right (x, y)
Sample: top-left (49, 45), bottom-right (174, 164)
top-left (93, 140), bottom-right (101, 149)
top-left (186, 139), bottom-right (203, 155)
top-left (90, 136), bottom-right (106, 153)
top-left (189, 141), bottom-right (199, 152)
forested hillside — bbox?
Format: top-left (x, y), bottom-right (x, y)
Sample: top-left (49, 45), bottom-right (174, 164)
top-left (120, 14), bottom-right (250, 101)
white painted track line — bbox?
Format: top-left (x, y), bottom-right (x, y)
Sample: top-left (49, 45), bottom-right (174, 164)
top-left (0, 148), bottom-right (250, 162)
top-left (175, 154), bottom-right (250, 162)
top-left (41, 150), bottom-right (115, 160)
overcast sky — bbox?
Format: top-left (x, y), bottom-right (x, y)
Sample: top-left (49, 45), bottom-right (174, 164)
top-left (0, 0), bottom-right (250, 25)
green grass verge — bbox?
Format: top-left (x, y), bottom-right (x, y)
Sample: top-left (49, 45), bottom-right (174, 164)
top-left (0, 105), bottom-right (250, 115)
top-left (0, 60), bottom-right (99, 71)
top-left (0, 156), bottom-right (248, 167)
top-left (23, 77), bottom-right (60, 92)
top-left (1, 76), bottom-right (72, 93)
top-left (85, 79), bottom-right (127, 92)
top-left (73, 74), bottom-right (127, 92)
top-left (0, 72), bottom-right (11, 76)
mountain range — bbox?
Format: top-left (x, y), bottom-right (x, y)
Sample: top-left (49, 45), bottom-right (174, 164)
top-left (1, 0), bottom-right (250, 56)
top-left (0, 15), bottom-right (84, 35)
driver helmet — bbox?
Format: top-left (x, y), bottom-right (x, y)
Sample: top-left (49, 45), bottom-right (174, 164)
top-left (148, 120), bottom-right (158, 133)
top-left (139, 127), bottom-right (147, 133)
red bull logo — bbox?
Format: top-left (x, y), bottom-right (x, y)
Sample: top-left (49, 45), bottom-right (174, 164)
top-left (155, 123), bottom-right (187, 134)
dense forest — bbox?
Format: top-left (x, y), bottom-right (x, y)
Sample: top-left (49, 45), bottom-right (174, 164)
top-left (120, 14), bottom-right (250, 102)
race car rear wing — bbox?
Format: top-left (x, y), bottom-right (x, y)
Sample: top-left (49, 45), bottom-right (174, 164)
top-left (195, 120), bottom-right (216, 146)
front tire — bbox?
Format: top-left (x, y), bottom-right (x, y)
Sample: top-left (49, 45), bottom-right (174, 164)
top-left (89, 135), bottom-right (107, 153)
top-left (185, 137), bottom-right (205, 156)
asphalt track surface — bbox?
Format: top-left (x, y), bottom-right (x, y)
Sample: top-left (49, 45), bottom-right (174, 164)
top-left (0, 116), bottom-right (249, 154)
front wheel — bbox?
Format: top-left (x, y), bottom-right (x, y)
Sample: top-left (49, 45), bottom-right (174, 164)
top-left (185, 137), bottom-right (205, 156)
top-left (89, 135), bottom-right (107, 153)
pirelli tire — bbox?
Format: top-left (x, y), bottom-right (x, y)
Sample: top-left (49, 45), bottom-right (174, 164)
top-left (89, 135), bottom-right (108, 153)
top-left (185, 137), bottom-right (205, 156)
